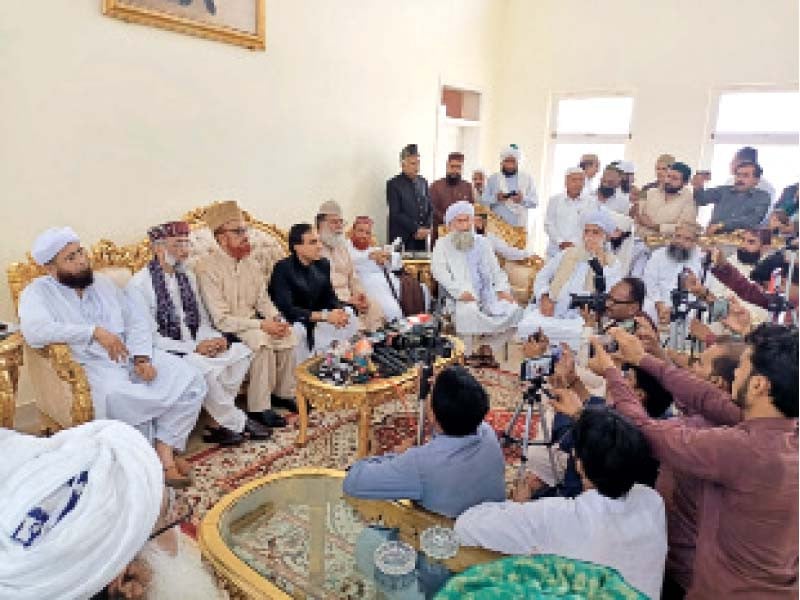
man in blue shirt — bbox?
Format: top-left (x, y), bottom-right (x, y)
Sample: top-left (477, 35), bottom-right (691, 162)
top-left (343, 366), bottom-right (506, 518)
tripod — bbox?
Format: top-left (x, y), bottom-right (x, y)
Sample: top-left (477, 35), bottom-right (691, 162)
top-left (501, 375), bottom-right (559, 486)
top-left (415, 312), bottom-right (443, 446)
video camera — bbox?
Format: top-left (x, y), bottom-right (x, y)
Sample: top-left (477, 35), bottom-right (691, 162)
top-left (568, 257), bottom-right (608, 333)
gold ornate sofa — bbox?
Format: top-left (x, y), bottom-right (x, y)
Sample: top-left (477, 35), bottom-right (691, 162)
top-left (6, 204), bottom-right (288, 432)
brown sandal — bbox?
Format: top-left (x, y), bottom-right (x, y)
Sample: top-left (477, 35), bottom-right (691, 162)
top-left (477, 345), bottom-right (499, 369)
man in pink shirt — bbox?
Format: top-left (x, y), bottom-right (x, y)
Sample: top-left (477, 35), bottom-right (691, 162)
top-left (588, 323), bottom-right (798, 599)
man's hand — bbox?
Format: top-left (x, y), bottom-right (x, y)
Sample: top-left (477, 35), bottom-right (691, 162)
top-left (587, 337), bottom-right (617, 375)
top-left (637, 212), bottom-right (657, 229)
top-left (634, 316), bottom-right (664, 359)
top-left (549, 388), bottom-right (583, 419)
top-left (195, 339), bottom-right (218, 357)
top-left (683, 271), bottom-right (705, 296)
top-left (690, 173), bottom-right (706, 189)
top-left (459, 291), bottom-right (476, 302)
top-left (328, 308), bottom-right (350, 328)
top-left (415, 228), bottom-right (431, 240)
top-left (510, 192), bottom-right (523, 204)
top-left (722, 296), bottom-right (752, 335)
top-left (655, 301), bottom-right (671, 325)
top-left (558, 241), bottom-right (574, 250)
top-left (709, 246), bottom-right (726, 268)
top-left (511, 472), bottom-right (544, 502)
top-left (134, 360), bottom-right (157, 383)
top-left (551, 344), bottom-right (577, 388)
top-left (261, 317), bottom-right (290, 338)
top-left (706, 223), bottom-right (724, 235)
top-left (353, 292), bottom-right (370, 313)
top-left (689, 318), bottom-right (714, 343)
top-left (368, 250), bottom-right (390, 266)
top-left (496, 290), bottom-right (516, 303)
top-left (93, 326), bottom-right (129, 362)
top-left (539, 293), bottom-right (555, 317)
top-left (607, 327), bottom-right (646, 367)
top-left (580, 304), bottom-right (597, 328)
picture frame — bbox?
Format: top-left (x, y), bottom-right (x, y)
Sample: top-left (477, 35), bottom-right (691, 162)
top-left (103, 0), bottom-right (266, 51)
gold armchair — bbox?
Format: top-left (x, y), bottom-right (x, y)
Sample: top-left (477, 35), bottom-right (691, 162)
top-left (6, 203), bottom-right (288, 432)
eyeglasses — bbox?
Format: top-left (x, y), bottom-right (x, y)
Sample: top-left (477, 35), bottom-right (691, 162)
top-left (606, 297), bottom-right (638, 305)
top-left (221, 227), bottom-right (247, 236)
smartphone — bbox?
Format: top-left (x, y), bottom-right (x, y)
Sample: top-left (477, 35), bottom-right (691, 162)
top-left (708, 298), bottom-right (730, 322)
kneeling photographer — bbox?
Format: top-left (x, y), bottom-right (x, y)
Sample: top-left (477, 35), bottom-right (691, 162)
top-left (591, 323), bottom-right (798, 599)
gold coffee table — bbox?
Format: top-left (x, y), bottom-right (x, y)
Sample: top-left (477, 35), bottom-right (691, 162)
top-left (0, 331), bottom-right (24, 428)
top-left (199, 468), bottom-right (502, 599)
top-left (294, 337), bottom-right (463, 458)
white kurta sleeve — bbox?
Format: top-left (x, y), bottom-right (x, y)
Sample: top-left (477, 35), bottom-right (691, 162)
top-left (643, 250), bottom-right (669, 304)
top-left (602, 254), bottom-right (623, 291)
top-left (489, 234), bottom-right (531, 261)
top-left (481, 174), bottom-right (500, 208)
top-left (431, 243), bottom-right (470, 300)
top-left (455, 499), bottom-right (556, 555)
top-left (544, 195), bottom-right (559, 245)
top-left (120, 287), bottom-right (154, 359)
top-left (532, 252), bottom-right (564, 303)
top-left (189, 272), bottom-right (223, 343)
top-left (18, 281), bottom-right (94, 348)
top-left (486, 242), bottom-right (512, 293)
top-left (521, 175), bottom-right (538, 209)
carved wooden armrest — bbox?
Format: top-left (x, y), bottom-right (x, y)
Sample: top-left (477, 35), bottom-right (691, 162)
top-left (33, 343), bottom-right (94, 425)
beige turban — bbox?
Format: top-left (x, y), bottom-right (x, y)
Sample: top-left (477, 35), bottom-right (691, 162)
top-left (204, 201), bottom-right (243, 233)
top-left (317, 200), bottom-right (343, 218)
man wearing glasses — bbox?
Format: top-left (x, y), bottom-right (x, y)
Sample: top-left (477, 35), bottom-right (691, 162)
top-left (195, 201), bottom-right (298, 429)
top-left (315, 200), bottom-right (384, 331)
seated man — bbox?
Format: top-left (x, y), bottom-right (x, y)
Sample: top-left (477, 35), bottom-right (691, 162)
top-left (269, 223), bottom-right (360, 362)
top-left (18, 227), bottom-right (205, 488)
top-left (194, 201), bottom-right (296, 429)
top-left (517, 210), bottom-right (622, 349)
top-left (600, 324), bottom-right (798, 598)
top-left (544, 167), bottom-right (594, 258)
top-left (692, 161), bottom-right (771, 234)
top-left (431, 201), bottom-right (523, 364)
top-left (636, 162), bottom-right (696, 238)
top-left (128, 221), bottom-right (271, 446)
top-left (642, 222), bottom-right (703, 324)
top-left (316, 200), bottom-right (384, 330)
top-left (481, 144), bottom-right (538, 227)
top-left (455, 406), bottom-right (667, 600)
top-left (343, 366), bottom-right (506, 518)
top-left (640, 153), bottom-right (676, 194)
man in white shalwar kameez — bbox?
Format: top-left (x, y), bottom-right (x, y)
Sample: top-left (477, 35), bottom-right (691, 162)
top-left (544, 167), bottom-right (595, 258)
top-left (431, 201), bottom-right (523, 364)
top-left (517, 210), bottom-right (623, 349)
top-left (128, 221), bottom-right (272, 447)
top-left (18, 227), bottom-right (205, 488)
top-left (481, 144), bottom-right (538, 227)
top-left (348, 215), bottom-right (404, 322)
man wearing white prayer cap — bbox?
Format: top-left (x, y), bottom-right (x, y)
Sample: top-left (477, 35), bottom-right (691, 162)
top-left (431, 200), bottom-right (523, 366)
top-left (0, 420), bottom-right (163, 599)
top-left (18, 227), bottom-right (206, 488)
top-left (481, 144), bottom-right (539, 227)
top-left (544, 167), bottom-right (595, 257)
top-left (517, 208), bottom-right (623, 348)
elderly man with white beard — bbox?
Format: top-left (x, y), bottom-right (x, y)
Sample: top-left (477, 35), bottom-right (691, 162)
top-left (642, 222), bottom-right (703, 325)
top-left (431, 201), bottom-right (523, 366)
top-left (517, 210), bottom-right (623, 349)
top-left (316, 200), bottom-right (384, 331)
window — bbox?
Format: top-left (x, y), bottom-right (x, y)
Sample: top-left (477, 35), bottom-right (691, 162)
top-left (545, 95), bottom-right (634, 199)
top-left (706, 90), bottom-right (799, 195)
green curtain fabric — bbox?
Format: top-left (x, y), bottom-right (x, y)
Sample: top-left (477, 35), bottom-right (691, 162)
top-left (435, 555), bottom-right (647, 600)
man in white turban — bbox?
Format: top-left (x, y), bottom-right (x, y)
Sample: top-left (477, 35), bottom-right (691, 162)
top-left (0, 419), bottom-right (163, 599)
top-left (481, 144), bottom-right (539, 227)
top-left (517, 209), bottom-right (623, 348)
top-left (18, 227), bottom-right (206, 488)
top-left (431, 201), bottom-right (523, 365)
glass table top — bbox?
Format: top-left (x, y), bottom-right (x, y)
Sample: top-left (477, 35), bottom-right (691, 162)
top-left (218, 472), bottom-right (452, 599)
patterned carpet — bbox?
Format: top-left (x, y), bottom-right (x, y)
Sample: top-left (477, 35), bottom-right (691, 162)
top-left (179, 367), bottom-right (539, 536)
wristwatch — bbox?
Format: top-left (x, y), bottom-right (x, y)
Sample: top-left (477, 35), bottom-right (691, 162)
top-left (320, 309), bottom-right (329, 322)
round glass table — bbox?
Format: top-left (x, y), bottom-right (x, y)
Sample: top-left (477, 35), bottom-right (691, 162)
top-left (199, 468), bottom-right (460, 599)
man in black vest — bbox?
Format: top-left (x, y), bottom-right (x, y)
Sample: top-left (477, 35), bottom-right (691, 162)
top-left (386, 144), bottom-right (432, 252)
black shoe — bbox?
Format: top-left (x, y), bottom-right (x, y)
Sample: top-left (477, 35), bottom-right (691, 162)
top-left (247, 409), bottom-right (288, 428)
top-left (202, 426), bottom-right (245, 446)
top-left (244, 417), bottom-right (273, 441)
top-left (271, 394), bottom-right (299, 413)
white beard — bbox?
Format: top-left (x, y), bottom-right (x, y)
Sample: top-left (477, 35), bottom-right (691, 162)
top-left (320, 229), bottom-right (346, 249)
top-left (452, 230), bottom-right (475, 251)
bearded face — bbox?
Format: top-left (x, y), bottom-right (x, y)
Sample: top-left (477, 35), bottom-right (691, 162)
top-left (56, 266), bottom-right (94, 290)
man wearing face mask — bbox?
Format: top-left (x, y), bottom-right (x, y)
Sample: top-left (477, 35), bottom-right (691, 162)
top-left (642, 222), bottom-right (703, 324)
top-left (431, 201), bottom-right (522, 364)
top-left (481, 144), bottom-right (538, 227)
top-left (430, 152), bottom-right (473, 246)
top-left (128, 222), bottom-right (270, 446)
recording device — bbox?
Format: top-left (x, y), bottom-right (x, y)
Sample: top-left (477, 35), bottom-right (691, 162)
top-left (668, 268), bottom-right (707, 353)
top-left (502, 191), bottom-right (518, 199)
top-left (568, 257), bottom-right (608, 333)
top-left (708, 298), bottom-right (730, 323)
top-left (520, 346), bottom-right (561, 382)
top-left (589, 334), bottom-right (619, 358)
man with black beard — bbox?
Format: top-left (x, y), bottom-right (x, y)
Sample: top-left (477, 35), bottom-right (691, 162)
top-left (642, 222), bottom-right (703, 324)
top-left (594, 166), bottom-right (630, 215)
top-left (18, 227), bottom-right (206, 488)
top-left (481, 144), bottom-right (538, 227)
top-left (430, 152), bottom-right (473, 246)
top-left (603, 323), bottom-right (798, 599)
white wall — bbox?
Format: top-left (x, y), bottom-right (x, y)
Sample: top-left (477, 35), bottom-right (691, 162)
top-left (488, 0), bottom-right (799, 250)
top-left (0, 0), bottom-right (502, 323)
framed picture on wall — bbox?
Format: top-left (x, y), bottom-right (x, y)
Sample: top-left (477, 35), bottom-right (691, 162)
top-left (103, 0), bottom-right (265, 50)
